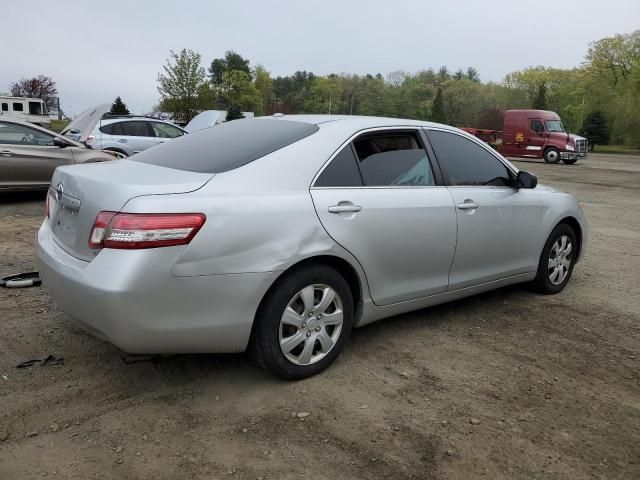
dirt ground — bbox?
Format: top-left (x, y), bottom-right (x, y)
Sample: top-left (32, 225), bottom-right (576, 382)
top-left (1, 153), bottom-right (639, 480)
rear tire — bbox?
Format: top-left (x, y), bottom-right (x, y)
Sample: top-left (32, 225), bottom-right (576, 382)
top-left (543, 147), bottom-right (561, 164)
top-left (250, 265), bottom-right (354, 380)
top-left (533, 224), bottom-right (577, 294)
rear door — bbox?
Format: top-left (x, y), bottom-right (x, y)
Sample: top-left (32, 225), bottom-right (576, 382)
top-left (426, 128), bottom-right (544, 289)
top-left (311, 128), bottom-right (457, 306)
top-left (0, 121), bottom-right (72, 188)
top-left (117, 121), bottom-right (157, 154)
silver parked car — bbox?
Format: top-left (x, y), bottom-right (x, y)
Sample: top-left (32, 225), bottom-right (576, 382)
top-left (0, 118), bottom-right (116, 192)
top-left (37, 115), bottom-right (587, 379)
top-left (62, 104), bottom-right (186, 157)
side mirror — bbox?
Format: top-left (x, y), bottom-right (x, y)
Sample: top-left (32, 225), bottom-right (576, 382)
top-left (53, 137), bottom-right (73, 148)
top-left (516, 171), bottom-right (537, 189)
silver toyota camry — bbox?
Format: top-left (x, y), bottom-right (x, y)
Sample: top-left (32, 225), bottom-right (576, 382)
top-left (36, 115), bottom-right (587, 379)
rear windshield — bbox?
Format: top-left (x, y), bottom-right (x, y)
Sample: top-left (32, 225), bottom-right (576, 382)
top-left (132, 118), bottom-right (319, 173)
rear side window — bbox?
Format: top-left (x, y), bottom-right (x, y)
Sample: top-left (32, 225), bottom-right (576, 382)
top-left (133, 119), bottom-right (319, 173)
top-left (353, 131), bottom-right (435, 186)
top-left (427, 130), bottom-right (512, 186)
top-left (1, 103), bottom-right (8, 111)
top-left (12, 103), bottom-right (24, 112)
top-left (120, 121), bottom-right (150, 137)
top-left (315, 145), bottom-right (363, 187)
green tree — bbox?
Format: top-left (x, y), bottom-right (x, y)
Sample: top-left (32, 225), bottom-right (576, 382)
top-left (157, 49), bottom-right (206, 123)
top-left (225, 104), bottom-right (245, 121)
top-left (581, 111), bottom-right (611, 151)
top-left (431, 87), bottom-right (446, 123)
top-left (109, 96), bottom-right (130, 115)
top-left (532, 82), bottom-right (548, 109)
top-left (466, 67), bottom-right (480, 82)
top-left (209, 50), bottom-right (252, 87)
top-left (253, 65), bottom-right (274, 116)
top-left (221, 70), bottom-right (260, 112)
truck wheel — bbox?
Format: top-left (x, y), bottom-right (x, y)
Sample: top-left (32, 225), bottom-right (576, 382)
top-left (543, 148), bottom-right (560, 164)
top-left (562, 157), bottom-right (578, 165)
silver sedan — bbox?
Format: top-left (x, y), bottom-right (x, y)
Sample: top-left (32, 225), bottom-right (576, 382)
top-left (36, 115), bottom-right (587, 379)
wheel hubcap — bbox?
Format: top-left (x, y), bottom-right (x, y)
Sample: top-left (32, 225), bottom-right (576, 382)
top-left (278, 284), bottom-right (344, 366)
top-left (548, 235), bottom-right (572, 285)
top-left (547, 150), bottom-right (558, 162)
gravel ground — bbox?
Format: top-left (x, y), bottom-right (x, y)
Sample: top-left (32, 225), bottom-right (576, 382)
top-left (0, 153), bottom-right (639, 480)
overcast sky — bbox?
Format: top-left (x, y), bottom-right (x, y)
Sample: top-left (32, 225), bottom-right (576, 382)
top-left (2, 0), bottom-right (637, 116)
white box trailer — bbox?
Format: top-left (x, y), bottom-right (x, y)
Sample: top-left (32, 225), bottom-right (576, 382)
top-left (0, 96), bottom-right (51, 128)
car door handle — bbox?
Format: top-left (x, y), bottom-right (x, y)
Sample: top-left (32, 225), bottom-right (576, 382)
top-left (117, 139), bottom-right (128, 143)
top-left (0, 150), bottom-right (13, 157)
top-left (328, 204), bottom-right (362, 214)
top-left (457, 201), bottom-right (479, 210)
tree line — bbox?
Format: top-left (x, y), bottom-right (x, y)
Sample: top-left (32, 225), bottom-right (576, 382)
top-left (156, 30), bottom-right (639, 147)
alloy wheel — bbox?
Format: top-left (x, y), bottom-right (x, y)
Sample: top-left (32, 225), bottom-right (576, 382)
top-left (548, 235), bottom-right (573, 285)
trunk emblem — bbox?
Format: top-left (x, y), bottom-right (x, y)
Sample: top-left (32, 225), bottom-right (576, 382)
top-left (55, 183), bottom-right (64, 201)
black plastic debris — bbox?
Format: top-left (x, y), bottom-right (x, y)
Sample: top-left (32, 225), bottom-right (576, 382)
top-left (16, 355), bottom-right (64, 369)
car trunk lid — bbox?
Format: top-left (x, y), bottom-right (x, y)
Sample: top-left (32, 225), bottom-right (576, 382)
top-left (48, 160), bottom-right (214, 261)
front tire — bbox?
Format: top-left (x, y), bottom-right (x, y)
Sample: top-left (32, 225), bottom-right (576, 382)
top-left (250, 265), bottom-right (354, 380)
top-left (533, 224), bottom-right (577, 294)
top-left (543, 147), bottom-right (561, 164)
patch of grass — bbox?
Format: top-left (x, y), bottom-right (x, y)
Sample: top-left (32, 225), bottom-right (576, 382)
top-left (592, 144), bottom-right (640, 155)
top-left (49, 119), bottom-right (69, 133)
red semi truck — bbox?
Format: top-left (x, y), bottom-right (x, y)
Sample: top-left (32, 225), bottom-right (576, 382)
top-left (461, 110), bottom-right (588, 164)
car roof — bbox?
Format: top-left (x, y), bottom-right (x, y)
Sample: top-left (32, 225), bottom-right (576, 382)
top-left (100, 117), bottom-right (183, 127)
top-left (265, 114), bottom-right (459, 132)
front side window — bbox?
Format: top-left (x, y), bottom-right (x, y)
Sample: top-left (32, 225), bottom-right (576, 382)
top-left (545, 120), bottom-right (565, 132)
top-left (28, 102), bottom-right (43, 115)
top-left (119, 121), bottom-right (150, 137)
top-left (530, 120), bottom-right (544, 134)
top-left (151, 122), bottom-right (184, 139)
top-left (353, 131), bottom-right (435, 187)
top-left (0, 121), bottom-right (54, 146)
top-left (12, 103), bottom-right (24, 112)
top-left (427, 130), bottom-right (512, 187)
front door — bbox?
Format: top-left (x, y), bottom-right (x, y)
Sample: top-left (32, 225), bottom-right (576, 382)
top-left (118, 121), bottom-right (158, 154)
top-left (311, 129), bottom-right (457, 306)
top-left (426, 129), bottom-right (544, 289)
top-left (0, 121), bottom-right (71, 188)
top-left (526, 118), bottom-right (546, 158)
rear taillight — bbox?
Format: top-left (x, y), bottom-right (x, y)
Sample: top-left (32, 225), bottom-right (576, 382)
top-left (89, 212), bottom-right (205, 249)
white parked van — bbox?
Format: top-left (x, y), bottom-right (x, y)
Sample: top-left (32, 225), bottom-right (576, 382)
top-left (0, 96), bottom-right (51, 128)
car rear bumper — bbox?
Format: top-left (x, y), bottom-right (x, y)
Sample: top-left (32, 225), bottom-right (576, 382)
top-left (36, 218), bottom-right (279, 354)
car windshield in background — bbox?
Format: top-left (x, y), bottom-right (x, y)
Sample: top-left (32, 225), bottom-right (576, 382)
top-left (545, 120), bottom-right (565, 132)
top-left (133, 119), bottom-right (319, 173)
